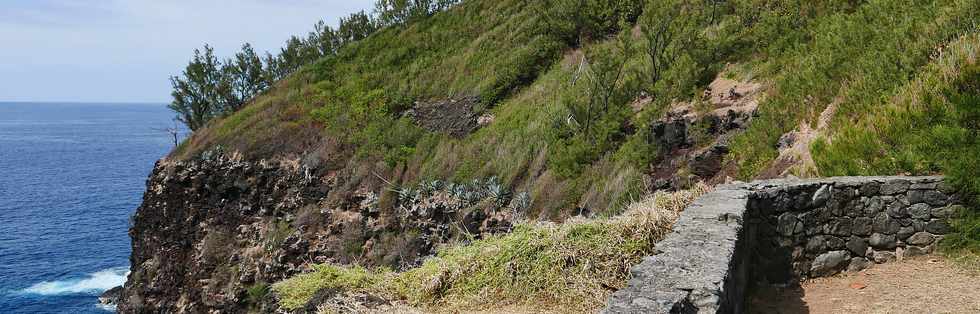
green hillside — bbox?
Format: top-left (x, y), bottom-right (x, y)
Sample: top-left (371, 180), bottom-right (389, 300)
top-left (175, 0), bottom-right (979, 253)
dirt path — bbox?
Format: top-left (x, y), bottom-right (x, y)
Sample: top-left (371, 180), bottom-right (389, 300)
top-left (749, 255), bottom-right (980, 314)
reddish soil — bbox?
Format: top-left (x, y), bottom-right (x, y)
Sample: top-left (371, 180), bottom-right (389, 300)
top-left (748, 255), bottom-right (980, 314)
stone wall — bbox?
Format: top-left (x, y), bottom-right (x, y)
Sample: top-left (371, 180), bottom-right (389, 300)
top-left (604, 176), bottom-right (964, 314)
top-left (748, 176), bottom-right (962, 284)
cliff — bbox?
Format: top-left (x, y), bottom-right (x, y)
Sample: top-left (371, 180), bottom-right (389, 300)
top-left (118, 153), bottom-right (516, 313)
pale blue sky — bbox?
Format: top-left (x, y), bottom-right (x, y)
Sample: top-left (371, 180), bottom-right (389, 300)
top-left (0, 0), bottom-right (376, 103)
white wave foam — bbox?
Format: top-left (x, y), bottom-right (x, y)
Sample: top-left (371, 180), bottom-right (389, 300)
top-left (22, 267), bottom-right (129, 296)
top-left (96, 302), bottom-right (118, 312)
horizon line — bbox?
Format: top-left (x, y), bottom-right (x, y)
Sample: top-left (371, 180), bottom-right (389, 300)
top-left (0, 100), bottom-right (169, 105)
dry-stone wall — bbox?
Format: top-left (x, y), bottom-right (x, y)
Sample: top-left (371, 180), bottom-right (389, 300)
top-left (604, 176), bottom-right (963, 314)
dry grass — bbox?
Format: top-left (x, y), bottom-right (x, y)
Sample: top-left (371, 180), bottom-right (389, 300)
top-left (274, 183), bottom-right (711, 313)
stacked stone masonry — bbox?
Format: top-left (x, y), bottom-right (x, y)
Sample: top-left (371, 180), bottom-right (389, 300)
top-left (604, 176), bottom-right (963, 314)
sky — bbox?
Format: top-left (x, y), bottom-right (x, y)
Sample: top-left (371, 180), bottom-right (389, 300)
top-left (0, 0), bottom-right (376, 103)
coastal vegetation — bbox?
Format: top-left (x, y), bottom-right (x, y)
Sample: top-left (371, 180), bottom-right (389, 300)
top-left (167, 0), bottom-right (459, 130)
top-left (158, 0), bottom-right (980, 309)
top-left (272, 184), bottom-right (709, 312)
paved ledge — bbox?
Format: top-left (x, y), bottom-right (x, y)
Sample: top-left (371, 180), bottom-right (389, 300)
top-left (604, 176), bottom-right (960, 314)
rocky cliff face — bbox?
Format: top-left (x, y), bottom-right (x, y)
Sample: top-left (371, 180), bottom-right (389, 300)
top-left (649, 78), bottom-right (761, 190)
top-left (118, 153), bottom-right (517, 313)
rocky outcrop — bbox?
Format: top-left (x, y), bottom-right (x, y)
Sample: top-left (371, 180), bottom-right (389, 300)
top-left (118, 153), bottom-right (520, 313)
top-left (605, 176), bottom-right (962, 313)
top-left (651, 78), bottom-right (761, 190)
top-left (99, 286), bottom-right (123, 309)
top-left (405, 96), bottom-right (485, 137)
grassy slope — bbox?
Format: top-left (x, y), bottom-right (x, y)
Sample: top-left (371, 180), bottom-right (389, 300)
top-left (164, 0), bottom-right (980, 310)
top-left (177, 0), bottom-right (658, 218)
top-left (176, 0), bottom-right (980, 249)
top-left (730, 0), bottom-right (980, 180)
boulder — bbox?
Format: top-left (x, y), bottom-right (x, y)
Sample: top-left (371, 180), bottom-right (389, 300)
top-left (909, 203), bottom-right (932, 220)
top-left (907, 232), bottom-right (935, 246)
top-left (873, 213), bottom-right (901, 234)
top-left (897, 226), bottom-right (915, 241)
top-left (925, 219), bottom-right (952, 234)
top-left (99, 286), bottom-right (123, 308)
top-left (904, 246), bottom-right (929, 258)
top-left (864, 197), bottom-right (885, 215)
top-left (826, 236), bottom-right (846, 250)
top-left (871, 251), bottom-right (897, 264)
top-left (860, 182), bottom-right (881, 196)
top-left (777, 213), bottom-right (801, 237)
top-left (886, 201), bottom-right (909, 218)
top-left (806, 236), bottom-right (827, 253)
top-left (851, 217), bottom-right (873, 236)
top-left (880, 179), bottom-right (910, 195)
top-left (827, 219), bottom-right (852, 237)
top-left (652, 118), bottom-right (689, 149)
top-left (811, 250), bottom-right (851, 277)
top-left (869, 233), bottom-right (897, 250)
top-left (689, 143), bottom-right (730, 178)
top-left (811, 185), bottom-right (832, 208)
top-left (847, 257), bottom-right (873, 272)
top-left (846, 236), bottom-right (869, 256)
top-left (908, 190), bottom-right (949, 207)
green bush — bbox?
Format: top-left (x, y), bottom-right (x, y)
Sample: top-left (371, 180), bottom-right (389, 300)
top-left (246, 282), bottom-right (271, 305)
top-left (273, 264), bottom-right (383, 310)
top-left (942, 210), bottom-right (980, 254)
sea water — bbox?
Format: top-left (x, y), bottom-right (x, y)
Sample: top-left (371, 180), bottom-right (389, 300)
top-left (0, 102), bottom-right (175, 313)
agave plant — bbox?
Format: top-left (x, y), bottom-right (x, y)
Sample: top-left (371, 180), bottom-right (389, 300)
top-left (420, 180), bottom-right (442, 196)
top-left (509, 192), bottom-right (531, 212)
top-left (200, 145), bottom-right (226, 161)
top-left (397, 186), bottom-right (418, 204)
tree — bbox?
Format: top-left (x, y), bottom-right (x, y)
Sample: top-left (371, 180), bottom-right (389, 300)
top-left (642, 0), bottom-right (707, 86)
top-left (338, 11), bottom-right (378, 43)
top-left (374, 0), bottom-right (458, 27)
top-left (550, 32), bottom-right (639, 177)
top-left (537, 0), bottom-right (643, 47)
top-left (153, 118), bottom-right (183, 147)
top-left (309, 20), bottom-right (341, 57)
top-left (169, 45), bottom-right (228, 131)
top-left (168, 0), bottom-right (454, 132)
top-left (566, 32), bottom-right (637, 143)
top-left (263, 52), bottom-right (288, 84)
top-left (223, 43), bottom-right (268, 111)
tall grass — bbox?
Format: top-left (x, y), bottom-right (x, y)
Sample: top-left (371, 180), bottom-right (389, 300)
top-left (812, 31), bottom-right (980, 252)
top-left (730, 0), bottom-right (980, 179)
top-left (273, 184), bottom-right (710, 312)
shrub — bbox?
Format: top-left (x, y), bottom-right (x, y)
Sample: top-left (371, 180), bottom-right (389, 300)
top-left (246, 282), bottom-right (271, 305)
top-left (273, 264), bottom-right (383, 310)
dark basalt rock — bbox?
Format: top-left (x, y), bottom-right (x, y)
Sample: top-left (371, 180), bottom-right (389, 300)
top-left (117, 153), bottom-right (516, 314)
top-left (405, 96), bottom-right (483, 138)
top-left (99, 286), bottom-right (123, 308)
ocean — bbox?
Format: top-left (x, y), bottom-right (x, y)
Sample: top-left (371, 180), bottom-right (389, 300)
top-left (0, 102), bottom-right (176, 313)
